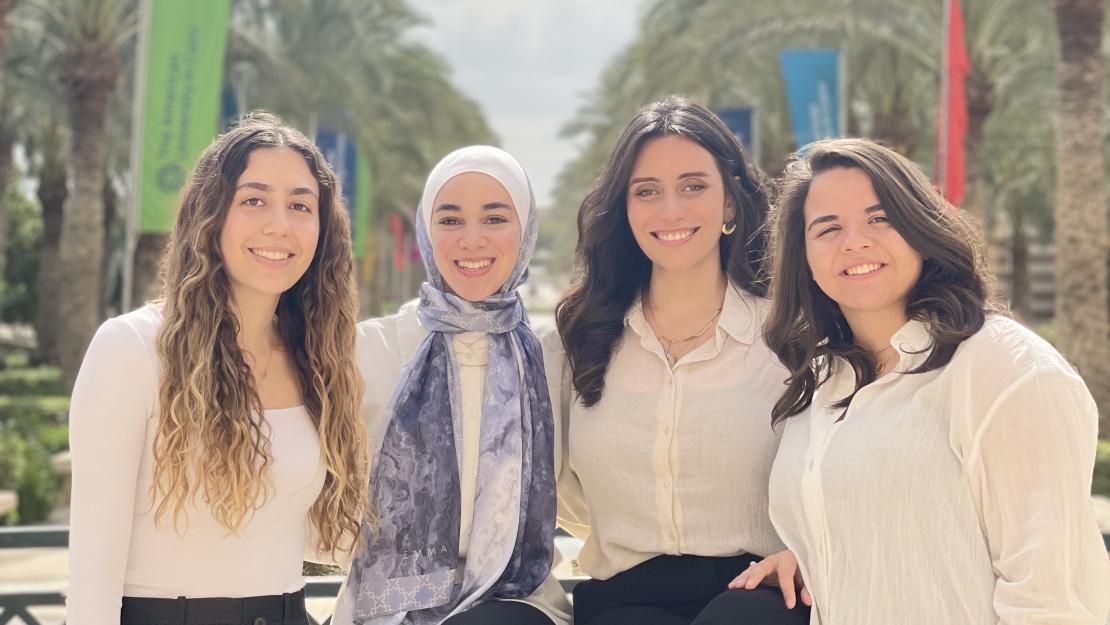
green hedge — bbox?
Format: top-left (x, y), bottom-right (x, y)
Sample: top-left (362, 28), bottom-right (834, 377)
top-left (0, 393), bottom-right (68, 524)
top-left (1094, 440), bottom-right (1110, 498)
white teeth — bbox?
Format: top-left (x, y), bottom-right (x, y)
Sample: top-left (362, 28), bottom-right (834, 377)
top-left (845, 263), bottom-right (882, 276)
top-left (656, 229), bottom-right (695, 241)
top-left (252, 249), bottom-right (291, 261)
top-left (457, 259), bottom-right (492, 270)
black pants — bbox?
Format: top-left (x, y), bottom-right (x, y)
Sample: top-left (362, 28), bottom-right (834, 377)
top-left (441, 599), bottom-right (554, 625)
top-left (572, 554), bottom-right (811, 625)
top-left (120, 590), bottom-right (308, 625)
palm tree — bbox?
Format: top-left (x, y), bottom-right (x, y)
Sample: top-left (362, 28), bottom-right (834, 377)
top-left (34, 0), bottom-right (135, 386)
top-left (0, 0), bottom-right (19, 284)
top-left (1053, 0), bottom-right (1110, 433)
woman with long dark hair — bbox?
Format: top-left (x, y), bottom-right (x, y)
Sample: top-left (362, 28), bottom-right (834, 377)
top-left (735, 138), bottom-right (1110, 624)
top-left (333, 146), bottom-right (571, 625)
top-left (549, 96), bottom-right (809, 625)
top-left (67, 112), bottom-right (367, 625)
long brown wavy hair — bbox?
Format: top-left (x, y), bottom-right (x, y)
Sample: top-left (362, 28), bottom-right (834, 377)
top-left (152, 112), bottom-right (367, 557)
top-left (764, 138), bottom-right (1000, 425)
top-left (556, 96), bottom-right (772, 407)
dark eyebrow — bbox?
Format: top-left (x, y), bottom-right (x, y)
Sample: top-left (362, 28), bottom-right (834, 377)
top-left (806, 214), bottom-right (838, 232)
top-left (628, 171), bottom-right (712, 186)
top-left (236, 181), bottom-right (318, 199)
top-left (483, 201), bottom-right (511, 211)
top-left (435, 203), bottom-right (460, 212)
top-left (806, 204), bottom-right (884, 232)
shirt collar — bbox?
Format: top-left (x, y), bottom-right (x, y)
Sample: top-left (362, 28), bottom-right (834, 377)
top-left (625, 283), bottom-right (762, 346)
top-left (891, 318), bottom-right (933, 358)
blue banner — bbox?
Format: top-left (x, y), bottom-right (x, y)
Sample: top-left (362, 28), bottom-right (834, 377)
top-left (779, 49), bottom-right (843, 149)
top-left (715, 107), bottom-right (757, 161)
top-left (316, 123), bottom-right (371, 258)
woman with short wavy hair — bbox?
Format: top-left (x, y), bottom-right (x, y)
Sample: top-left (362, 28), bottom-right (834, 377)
top-left (735, 137), bottom-right (1110, 624)
top-left (67, 112), bottom-right (367, 625)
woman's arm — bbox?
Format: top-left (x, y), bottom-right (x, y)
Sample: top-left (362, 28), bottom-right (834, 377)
top-left (541, 329), bottom-right (592, 538)
top-left (964, 367), bottom-right (1110, 624)
top-left (66, 317), bottom-right (157, 625)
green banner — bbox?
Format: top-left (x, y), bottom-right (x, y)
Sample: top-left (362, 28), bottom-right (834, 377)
top-left (138, 0), bottom-right (232, 233)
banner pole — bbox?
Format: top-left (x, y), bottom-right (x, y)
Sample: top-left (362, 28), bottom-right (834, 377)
top-left (122, 0), bottom-right (151, 313)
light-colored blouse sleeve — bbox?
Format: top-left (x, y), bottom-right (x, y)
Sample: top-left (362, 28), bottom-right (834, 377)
top-left (541, 328), bottom-right (592, 539)
top-left (958, 366), bottom-right (1110, 624)
top-left (67, 317), bottom-right (158, 625)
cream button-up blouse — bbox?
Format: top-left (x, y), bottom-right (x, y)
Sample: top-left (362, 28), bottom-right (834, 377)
top-left (545, 285), bottom-right (789, 581)
top-left (769, 315), bottom-right (1110, 625)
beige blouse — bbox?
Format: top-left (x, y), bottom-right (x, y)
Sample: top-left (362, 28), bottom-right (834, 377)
top-left (769, 315), bottom-right (1110, 625)
top-left (544, 285), bottom-right (788, 580)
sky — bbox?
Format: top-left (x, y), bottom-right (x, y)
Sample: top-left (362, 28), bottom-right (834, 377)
top-left (406, 0), bottom-right (648, 207)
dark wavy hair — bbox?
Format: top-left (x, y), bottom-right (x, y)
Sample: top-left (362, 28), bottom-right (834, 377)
top-left (153, 111), bottom-right (368, 557)
top-left (764, 138), bottom-right (1000, 424)
top-left (556, 95), bottom-right (772, 407)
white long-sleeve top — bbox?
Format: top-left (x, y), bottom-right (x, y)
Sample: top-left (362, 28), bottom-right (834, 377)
top-left (356, 301), bottom-right (572, 625)
top-left (544, 285), bottom-right (788, 581)
top-left (769, 315), bottom-right (1110, 625)
top-left (67, 306), bottom-right (326, 625)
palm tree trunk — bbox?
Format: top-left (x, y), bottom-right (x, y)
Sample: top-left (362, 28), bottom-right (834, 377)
top-left (0, 0), bottom-right (18, 283)
top-left (1054, 0), bottom-right (1110, 435)
top-left (35, 148), bottom-right (66, 365)
top-left (57, 48), bottom-right (118, 387)
top-left (132, 233), bottom-right (168, 306)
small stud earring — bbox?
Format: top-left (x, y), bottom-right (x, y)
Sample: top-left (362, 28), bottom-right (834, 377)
top-left (722, 219), bottom-right (737, 235)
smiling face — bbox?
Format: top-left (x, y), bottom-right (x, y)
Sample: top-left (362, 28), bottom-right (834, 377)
top-left (626, 134), bottom-right (733, 273)
top-left (219, 147), bottom-right (321, 307)
top-left (429, 171), bottom-right (522, 301)
top-left (803, 166), bottom-right (923, 326)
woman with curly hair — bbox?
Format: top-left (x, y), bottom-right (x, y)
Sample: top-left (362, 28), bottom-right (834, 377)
top-left (67, 112), bottom-right (367, 625)
top-left (735, 138), bottom-right (1110, 624)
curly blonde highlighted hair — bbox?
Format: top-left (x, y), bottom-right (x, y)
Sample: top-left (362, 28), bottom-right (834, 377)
top-left (152, 112), bottom-right (368, 558)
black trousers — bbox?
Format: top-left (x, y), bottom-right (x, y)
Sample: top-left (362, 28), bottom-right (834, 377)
top-left (441, 599), bottom-right (554, 625)
top-left (120, 590), bottom-right (308, 625)
top-left (572, 554), bottom-right (811, 625)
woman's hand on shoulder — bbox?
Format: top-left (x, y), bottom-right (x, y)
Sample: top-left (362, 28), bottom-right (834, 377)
top-left (727, 549), bottom-right (812, 609)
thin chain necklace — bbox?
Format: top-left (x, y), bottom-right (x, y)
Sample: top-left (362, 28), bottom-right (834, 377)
top-left (249, 320), bottom-right (278, 380)
top-left (870, 344), bottom-right (896, 375)
top-left (646, 300), bottom-right (722, 363)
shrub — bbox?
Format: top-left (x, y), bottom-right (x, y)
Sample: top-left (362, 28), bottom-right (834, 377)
top-left (1094, 440), bottom-right (1110, 498)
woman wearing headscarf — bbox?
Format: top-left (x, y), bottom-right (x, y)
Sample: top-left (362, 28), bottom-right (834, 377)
top-left (333, 146), bottom-right (571, 625)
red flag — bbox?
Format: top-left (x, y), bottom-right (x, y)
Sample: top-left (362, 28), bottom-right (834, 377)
top-left (936, 0), bottom-right (969, 206)
top-left (389, 212), bottom-right (406, 271)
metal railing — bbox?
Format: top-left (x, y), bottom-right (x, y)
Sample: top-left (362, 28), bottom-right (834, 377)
top-left (0, 527), bottom-right (342, 625)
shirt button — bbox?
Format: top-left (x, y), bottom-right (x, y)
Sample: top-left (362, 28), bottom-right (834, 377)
top-left (663, 481), bottom-right (671, 489)
top-left (467, 409), bottom-right (478, 418)
top-left (662, 425), bottom-right (670, 434)
top-left (469, 468), bottom-right (478, 477)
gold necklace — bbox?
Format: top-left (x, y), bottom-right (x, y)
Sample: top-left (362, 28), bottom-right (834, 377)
top-left (249, 321), bottom-right (278, 380)
top-left (870, 344), bottom-right (896, 374)
top-left (646, 302), bottom-right (722, 362)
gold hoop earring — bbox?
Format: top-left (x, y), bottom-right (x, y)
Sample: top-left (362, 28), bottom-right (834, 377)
top-left (722, 219), bottom-right (737, 235)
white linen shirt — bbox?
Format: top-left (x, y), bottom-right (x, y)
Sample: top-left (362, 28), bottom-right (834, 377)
top-left (768, 315), bottom-right (1110, 625)
top-left (356, 301), bottom-right (572, 625)
top-left (67, 306), bottom-right (327, 625)
top-left (545, 285), bottom-right (788, 581)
